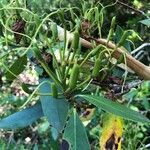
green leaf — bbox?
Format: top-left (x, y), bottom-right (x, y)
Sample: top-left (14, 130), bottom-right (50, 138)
top-left (0, 103), bottom-right (43, 129)
top-left (5, 55), bottom-right (27, 80)
top-left (114, 25), bottom-right (123, 43)
top-left (139, 18), bottom-right (150, 26)
top-left (21, 83), bottom-right (33, 94)
top-left (39, 79), bottom-right (69, 132)
top-left (63, 109), bottom-right (90, 150)
top-left (78, 95), bottom-right (150, 123)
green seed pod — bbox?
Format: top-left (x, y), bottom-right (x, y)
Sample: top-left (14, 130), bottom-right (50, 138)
top-left (51, 22), bottom-right (58, 40)
top-left (71, 31), bottom-right (80, 50)
top-left (99, 9), bottom-right (104, 27)
top-left (0, 6), bottom-right (6, 22)
top-left (51, 83), bottom-right (58, 98)
top-left (107, 28), bottom-right (114, 41)
top-left (69, 63), bottom-right (80, 89)
top-left (110, 16), bottom-right (116, 30)
top-left (118, 31), bottom-right (129, 47)
top-left (92, 58), bottom-right (101, 78)
top-left (95, 7), bottom-right (99, 22)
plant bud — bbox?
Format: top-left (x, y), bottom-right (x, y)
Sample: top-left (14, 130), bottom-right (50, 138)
top-left (110, 16), bottom-right (116, 29)
top-left (92, 58), bottom-right (101, 78)
top-left (69, 63), bottom-right (80, 89)
top-left (71, 31), bottom-right (80, 50)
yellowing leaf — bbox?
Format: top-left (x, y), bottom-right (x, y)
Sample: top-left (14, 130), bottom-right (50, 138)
top-left (80, 108), bottom-right (95, 122)
top-left (100, 113), bottom-right (123, 150)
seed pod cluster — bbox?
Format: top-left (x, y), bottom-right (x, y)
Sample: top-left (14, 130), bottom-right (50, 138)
top-left (69, 63), bottom-right (80, 90)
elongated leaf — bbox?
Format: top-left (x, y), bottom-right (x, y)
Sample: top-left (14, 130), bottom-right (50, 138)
top-left (0, 103), bottom-right (43, 129)
top-left (5, 55), bottom-right (27, 80)
top-left (63, 109), bottom-right (90, 150)
top-left (39, 79), bottom-right (69, 132)
top-left (78, 95), bottom-right (150, 123)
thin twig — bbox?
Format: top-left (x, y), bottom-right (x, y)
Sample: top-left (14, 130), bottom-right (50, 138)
top-left (117, 0), bottom-right (146, 16)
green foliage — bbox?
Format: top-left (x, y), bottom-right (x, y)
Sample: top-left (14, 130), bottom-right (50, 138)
top-left (63, 109), bottom-right (90, 150)
top-left (0, 103), bottom-right (43, 129)
top-left (39, 79), bottom-right (69, 133)
top-left (5, 55), bottom-right (27, 81)
top-left (140, 18), bottom-right (150, 26)
top-left (78, 94), bottom-right (150, 123)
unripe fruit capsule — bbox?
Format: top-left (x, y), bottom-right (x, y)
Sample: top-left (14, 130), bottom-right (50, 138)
top-left (51, 83), bottom-right (58, 98)
top-left (51, 22), bottom-right (58, 40)
top-left (92, 58), bottom-right (101, 78)
top-left (69, 63), bottom-right (80, 89)
top-left (110, 16), bottom-right (116, 29)
top-left (71, 31), bottom-right (80, 50)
